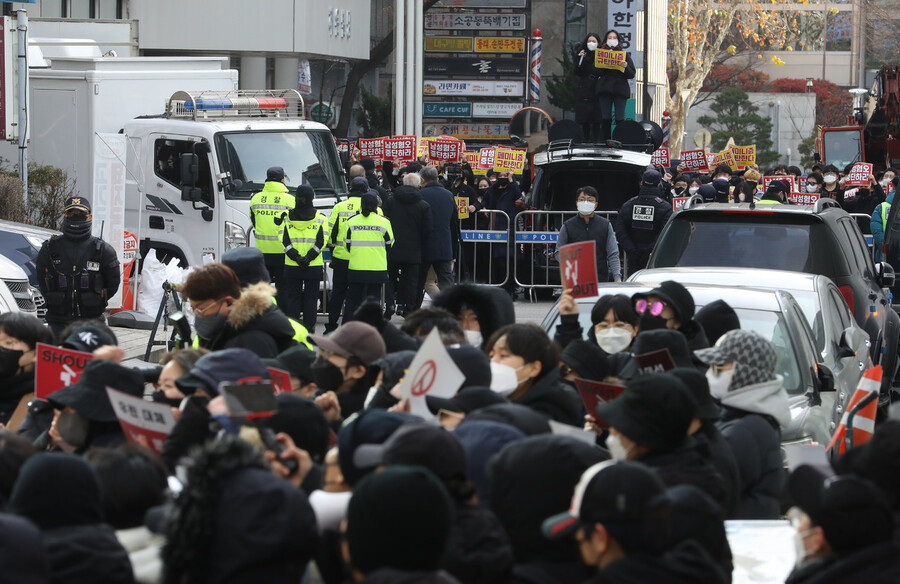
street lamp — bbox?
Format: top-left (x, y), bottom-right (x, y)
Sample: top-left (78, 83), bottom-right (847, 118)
top-left (806, 78), bottom-right (814, 93)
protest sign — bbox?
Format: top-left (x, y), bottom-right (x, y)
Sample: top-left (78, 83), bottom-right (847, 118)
top-left (680, 149), bottom-right (709, 173)
top-left (651, 147), bottom-right (669, 168)
top-left (548, 420), bottom-right (597, 445)
top-left (464, 150), bottom-right (485, 174)
top-left (710, 148), bottom-right (737, 170)
top-left (34, 343), bottom-right (94, 400)
top-left (219, 382), bottom-right (278, 416)
top-left (477, 147), bottom-right (496, 171)
top-left (574, 378), bottom-right (625, 425)
top-left (398, 328), bottom-right (466, 419)
top-left (672, 197), bottom-right (690, 211)
top-left (558, 241), bottom-right (598, 298)
top-left (595, 49), bottom-right (626, 72)
top-left (762, 175), bottom-right (796, 193)
top-left (634, 349), bottom-right (676, 374)
top-left (729, 144), bottom-right (756, 169)
top-left (106, 387), bottom-right (177, 454)
top-left (428, 138), bottom-right (463, 163)
top-left (455, 196), bottom-right (470, 219)
top-left (358, 138), bottom-right (384, 168)
top-left (493, 147), bottom-right (526, 174)
top-left (787, 192), bottom-right (820, 205)
top-left (267, 367), bottom-right (294, 395)
top-left (845, 162), bottom-right (873, 187)
top-left (383, 135), bottom-right (418, 164)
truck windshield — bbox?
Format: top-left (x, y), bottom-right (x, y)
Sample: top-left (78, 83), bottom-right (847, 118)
top-left (215, 130), bottom-right (346, 199)
top-left (822, 129), bottom-right (862, 170)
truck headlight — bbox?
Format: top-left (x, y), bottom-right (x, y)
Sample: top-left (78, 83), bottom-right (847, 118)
top-left (225, 221), bottom-right (247, 250)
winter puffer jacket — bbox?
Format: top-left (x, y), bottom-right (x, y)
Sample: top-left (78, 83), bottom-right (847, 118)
top-left (443, 503), bottom-right (514, 584)
top-left (513, 370), bottom-right (584, 427)
top-left (382, 186), bottom-right (434, 264)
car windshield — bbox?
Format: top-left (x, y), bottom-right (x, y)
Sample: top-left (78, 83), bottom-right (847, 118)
top-left (215, 130), bottom-right (346, 199)
top-left (651, 215), bottom-right (847, 278)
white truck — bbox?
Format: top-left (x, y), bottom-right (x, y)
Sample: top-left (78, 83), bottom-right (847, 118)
top-left (17, 56), bottom-right (347, 270)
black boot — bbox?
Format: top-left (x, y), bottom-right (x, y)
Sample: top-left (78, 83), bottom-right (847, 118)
top-left (600, 119), bottom-right (612, 143)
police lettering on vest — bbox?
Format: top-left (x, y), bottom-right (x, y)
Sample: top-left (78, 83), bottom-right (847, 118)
top-left (250, 182), bottom-right (295, 255)
top-left (284, 212), bottom-right (328, 268)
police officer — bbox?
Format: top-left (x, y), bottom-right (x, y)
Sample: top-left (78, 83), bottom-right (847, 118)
top-left (326, 176), bottom-right (382, 332)
top-left (280, 184), bottom-right (327, 333)
top-left (615, 170), bottom-right (673, 275)
top-left (249, 166), bottom-right (295, 302)
top-left (342, 191), bottom-right (393, 320)
top-left (756, 180), bottom-right (789, 205)
top-left (36, 196), bottom-right (120, 337)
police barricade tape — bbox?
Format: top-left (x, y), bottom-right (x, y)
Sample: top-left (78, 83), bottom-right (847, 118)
top-left (455, 210), bottom-right (511, 287)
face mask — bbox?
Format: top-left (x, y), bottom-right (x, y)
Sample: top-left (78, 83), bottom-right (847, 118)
top-left (605, 433), bottom-right (631, 461)
top-left (0, 346), bottom-right (23, 378)
top-left (464, 329), bottom-right (483, 347)
top-left (823, 174), bottom-right (837, 184)
top-left (606, 38), bottom-right (619, 48)
top-left (806, 184), bottom-right (819, 193)
top-left (638, 312), bottom-right (668, 331)
top-left (151, 390), bottom-right (183, 408)
top-left (496, 177), bottom-right (509, 187)
top-left (705, 367), bottom-right (735, 398)
top-left (490, 361), bottom-right (523, 396)
top-left (674, 186), bottom-right (686, 196)
top-left (595, 327), bottom-right (632, 354)
top-left (881, 179), bottom-right (892, 187)
top-left (62, 217), bottom-right (93, 239)
top-left (477, 187), bottom-right (488, 196)
top-left (312, 356), bottom-right (345, 393)
top-left (194, 312), bottom-right (227, 340)
top-left (688, 186), bottom-right (699, 195)
top-left (57, 409), bottom-right (90, 449)
top-left (577, 200), bottom-right (597, 215)
top-left (586, 41), bottom-right (598, 51)
top-left (793, 530), bottom-right (815, 568)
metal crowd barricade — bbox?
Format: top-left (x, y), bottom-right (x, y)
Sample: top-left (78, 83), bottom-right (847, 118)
top-left (849, 213), bottom-right (876, 260)
top-left (455, 209), bottom-right (511, 287)
top-left (512, 210), bottom-right (621, 293)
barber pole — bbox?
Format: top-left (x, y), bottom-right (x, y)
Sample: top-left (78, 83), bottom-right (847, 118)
top-left (529, 29), bottom-right (542, 102)
top-left (662, 110), bottom-right (671, 147)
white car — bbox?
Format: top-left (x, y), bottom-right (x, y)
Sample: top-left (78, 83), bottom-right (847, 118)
top-left (0, 253), bottom-right (37, 315)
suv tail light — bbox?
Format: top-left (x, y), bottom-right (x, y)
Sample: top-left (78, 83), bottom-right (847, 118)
top-left (839, 285), bottom-right (855, 311)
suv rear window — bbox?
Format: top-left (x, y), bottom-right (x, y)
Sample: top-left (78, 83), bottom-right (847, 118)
top-left (650, 213), bottom-right (849, 278)
top-left (534, 168), bottom-right (641, 212)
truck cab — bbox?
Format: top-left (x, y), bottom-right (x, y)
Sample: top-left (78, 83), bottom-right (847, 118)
top-left (124, 90), bottom-right (347, 267)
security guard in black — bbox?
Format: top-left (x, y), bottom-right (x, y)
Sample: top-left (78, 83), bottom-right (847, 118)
top-left (36, 196), bottom-right (120, 333)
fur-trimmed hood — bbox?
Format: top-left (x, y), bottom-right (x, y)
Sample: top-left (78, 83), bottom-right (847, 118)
top-left (228, 282), bottom-right (276, 328)
top-left (204, 282), bottom-right (297, 358)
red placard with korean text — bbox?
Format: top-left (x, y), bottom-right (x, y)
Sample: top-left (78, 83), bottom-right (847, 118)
top-left (788, 192), bottom-right (820, 205)
top-left (34, 343), bottom-right (95, 400)
top-left (574, 378), bottom-right (625, 424)
top-left (358, 138), bottom-right (385, 168)
top-left (672, 197), bottom-right (689, 211)
top-left (845, 162), bottom-right (873, 187)
top-left (383, 135), bottom-right (418, 164)
top-left (651, 147), bottom-right (669, 169)
top-left (680, 149), bottom-right (709, 173)
top-left (763, 176), bottom-right (796, 193)
top-left (428, 138), bottom-right (463, 163)
top-left (634, 349), bottom-right (676, 375)
top-left (477, 147), bottom-right (496, 170)
top-left (559, 241), bottom-right (598, 298)
top-left (105, 387), bottom-right (176, 454)
top-left (267, 367), bottom-right (294, 395)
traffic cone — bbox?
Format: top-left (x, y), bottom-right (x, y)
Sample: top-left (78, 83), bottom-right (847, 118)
top-left (826, 365), bottom-right (880, 455)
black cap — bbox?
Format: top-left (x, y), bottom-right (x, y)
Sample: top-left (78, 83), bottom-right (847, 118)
top-left (222, 247), bottom-right (270, 287)
top-left (560, 341), bottom-right (610, 381)
top-left (767, 180), bottom-right (789, 194)
top-left (463, 403), bottom-right (552, 436)
top-left (266, 166), bottom-right (285, 181)
top-left (426, 387), bottom-right (508, 415)
top-left (349, 177), bottom-right (370, 193)
top-left (175, 348), bottom-right (270, 397)
top-left (542, 460), bottom-right (670, 555)
top-left (697, 183), bottom-right (717, 202)
top-left (642, 169), bottom-right (661, 186)
top-left (789, 464), bottom-right (893, 553)
top-left (337, 409), bottom-right (414, 487)
top-left (667, 367), bottom-right (719, 420)
top-left (354, 423), bottom-right (467, 484)
top-left (295, 184), bottom-right (315, 207)
top-left (595, 373), bottom-right (697, 452)
top-left (263, 345), bottom-right (316, 384)
top-left (270, 393), bottom-right (330, 463)
top-left (47, 360), bottom-right (145, 422)
top-left (447, 344), bottom-right (492, 388)
top-left (372, 350), bottom-right (417, 390)
top-left (64, 196), bottom-right (91, 214)
top-left (630, 330), bottom-right (694, 369)
top-left (61, 325), bottom-right (116, 353)
top-left (632, 280), bottom-right (695, 321)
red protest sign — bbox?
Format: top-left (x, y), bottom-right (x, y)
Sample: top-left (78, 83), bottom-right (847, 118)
top-left (477, 147), bottom-right (496, 170)
top-left (680, 149), bottom-right (709, 173)
top-left (634, 349), bottom-right (676, 374)
top-left (672, 197), bottom-right (689, 211)
top-left (574, 378), bottom-right (625, 425)
top-left (788, 192), bottom-right (820, 205)
top-left (383, 135), bottom-right (418, 164)
top-left (651, 147), bottom-right (669, 168)
top-left (428, 138), bottom-right (463, 163)
top-left (559, 241), bottom-right (598, 298)
top-left (105, 387), bottom-right (176, 454)
top-left (267, 367), bottom-right (294, 395)
top-left (34, 343), bottom-right (94, 400)
top-left (358, 138), bottom-right (385, 169)
top-left (845, 162), bottom-right (873, 187)
top-left (763, 175), bottom-right (796, 193)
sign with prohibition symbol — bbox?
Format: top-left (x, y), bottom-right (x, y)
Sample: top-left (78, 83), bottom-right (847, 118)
top-left (399, 329), bottom-right (466, 419)
top-left (411, 360), bottom-right (437, 396)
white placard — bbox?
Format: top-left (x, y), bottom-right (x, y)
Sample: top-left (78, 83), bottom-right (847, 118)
top-left (398, 329), bottom-right (466, 420)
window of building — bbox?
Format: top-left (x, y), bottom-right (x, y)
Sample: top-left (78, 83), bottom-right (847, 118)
top-left (41, 0), bottom-right (66, 17)
top-left (40, 0), bottom-right (123, 19)
top-left (70, 0), bottom-right (92, 18)
top-left (564, 0), bottom-right (587, 57)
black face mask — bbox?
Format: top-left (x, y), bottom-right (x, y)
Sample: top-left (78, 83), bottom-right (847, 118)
top-left (311, 356), bottom-right (345, 393)
top-left (638, 312), bottom-right (669, 332)
top-left (0, 346), bottom-right (23, 378)
top-left (151, 390), bottom-right (183, 408)
top-left (62, 217), bottom-right (92, 240)
top-left (496, 178), bottom-right (509, 187)
top-left (674, 186), bottom-right (686, 196)
top-left (477, 187), bottom-right (488, 196)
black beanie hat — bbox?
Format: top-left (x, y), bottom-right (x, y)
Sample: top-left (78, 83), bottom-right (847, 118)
top-left (561, 340), bottom-right (610, 381)
top-left (630, 329), bottom-right (695, 369)
top-left (694, 300), bottom-right (740, 346)
top-left (9, 453), bottom-right (103, 530)
top-left (346, 466), bottom-right (453, 574)
top-left (295, 184), bottom-right (315, 208)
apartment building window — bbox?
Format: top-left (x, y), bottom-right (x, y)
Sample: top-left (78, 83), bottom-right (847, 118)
top-left (41, 0), bottom-right (122, 19)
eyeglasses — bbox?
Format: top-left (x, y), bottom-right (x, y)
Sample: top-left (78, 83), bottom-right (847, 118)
top-left (594, 321), bottom-right (633, 330)
top-left (634, 299), bottom-right (666, 316)
top-left (192, 298), bottom-right (224, 316)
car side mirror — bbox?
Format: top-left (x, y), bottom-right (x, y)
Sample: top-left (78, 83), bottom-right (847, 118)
top-left (181, 186), bottom-right (201, 202)
top-left (876, 262), bottom-right (895, 288)
top-left (816, 363), bottom-right (836, 393)
top-left (837, 327), bottom-right (860, 360)
top-left (180, 152), bottom-right (199, 187)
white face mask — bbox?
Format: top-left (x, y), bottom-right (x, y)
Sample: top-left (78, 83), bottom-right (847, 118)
top-left (586, 41), bottom-right (598, 51)
top-left (793, 530), bottom-right (815, 568)
top-left (577, 200), bottom-right (597, 216)
top-left (881, 179), bottom-right (892, 187)
top-left (823, 174), bottom-right (837, 184)
top-left (490, 361), bottom-right (524, 396)
top-left (605, 433), bottom-right (631, 460)
top-left (806, 184), bottom-right (819, 193)
top-left (688, 186), bottom-right (700, 195)
top-left (606, 38), bottom-right (619, 48)
top-left (705, 367), bottom-right (735, 398)
top-left (595, 327), bottom-right (632, 354)
top-left (464, 329), bottom-right (483, 348)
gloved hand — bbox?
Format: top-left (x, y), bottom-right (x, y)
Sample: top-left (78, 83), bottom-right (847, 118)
top-left (286, 248), bottom-right (302, 263)
top-left (297, 258), bottom-right (310, 269)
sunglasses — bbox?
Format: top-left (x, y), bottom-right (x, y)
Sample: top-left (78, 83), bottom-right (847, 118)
top-left (634, 299), bottom-right (666, 316)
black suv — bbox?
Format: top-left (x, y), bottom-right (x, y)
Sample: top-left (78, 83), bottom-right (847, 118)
top-left (647, 199), bottom-right (900, 402)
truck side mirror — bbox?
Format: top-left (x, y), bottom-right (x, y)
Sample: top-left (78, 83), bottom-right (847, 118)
top-left (180, 153), bottom-right (199, 187)
top-left (194, 141), bottom-right (211, 155)
top-left (181, 186), bottom-right (202, 202)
